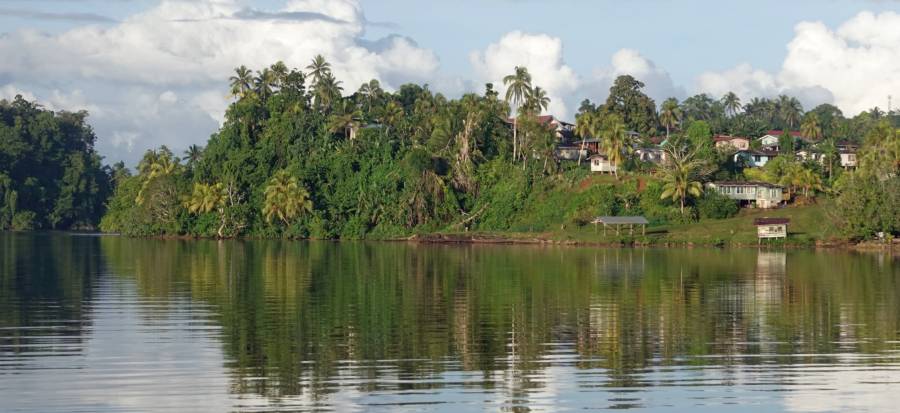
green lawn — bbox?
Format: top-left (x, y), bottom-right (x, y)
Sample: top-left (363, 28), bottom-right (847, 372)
top-left (441, 203), bottom-right (838, 246)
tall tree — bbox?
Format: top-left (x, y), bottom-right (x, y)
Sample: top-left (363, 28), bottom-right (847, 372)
top-left (800, 113), bottom-right (823, 142)
top-left (604, 75), bottom-right (657, 136)
top-left (503, 66), bottom-right (533, 161)
top-left (722, 92), bottom-right (742, 118)
top-left (263, 170), bottom-right (313, 225)
top-left (229, 66), bottom-right (254, 99)
top-left (660, 146), bottom-right (706, 215)
top-left (659, 97), bottom-right (681, 139)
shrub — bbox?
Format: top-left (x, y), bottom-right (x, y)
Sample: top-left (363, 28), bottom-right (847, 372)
top-left (697, 190), bottom-right (739, 220)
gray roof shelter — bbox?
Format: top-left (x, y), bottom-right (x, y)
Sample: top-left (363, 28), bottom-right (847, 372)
top-left (591, 216), bottom-right (649, 236)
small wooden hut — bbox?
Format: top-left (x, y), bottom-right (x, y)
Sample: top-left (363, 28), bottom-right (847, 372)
top-left (753, 217), bottom-right (789, 244)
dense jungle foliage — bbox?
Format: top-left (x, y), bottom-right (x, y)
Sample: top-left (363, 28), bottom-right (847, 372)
top-left (97, 58), bottom-right (900, 240)
top-left (0, 97), bottom-right (113, 230)
top-left (5, 57), bottom-right (896, 240)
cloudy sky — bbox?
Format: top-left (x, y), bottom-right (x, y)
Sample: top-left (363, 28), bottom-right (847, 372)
top-left (1, 0), bottom-right (899, 167)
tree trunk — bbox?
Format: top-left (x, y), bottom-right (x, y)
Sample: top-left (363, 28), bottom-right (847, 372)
top-left (217, 208), bottom-right (226, 238)
top-left (680, 196), bottom-right (685, 215)
top-left (513, 117), bottom-right (518, 161)
top-left (577, 138), bottom-right (587, 166)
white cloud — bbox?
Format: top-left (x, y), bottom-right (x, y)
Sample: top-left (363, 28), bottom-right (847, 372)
top-left (696, 11), bottom-right (900, 114)
top-left (0, 0), bottom-right (439, 166)
top-left (470, 31), bottom-right (580, 118)
top-left (470, 33), bottom-right (683, 120)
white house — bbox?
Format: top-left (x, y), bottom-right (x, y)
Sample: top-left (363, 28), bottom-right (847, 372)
top-left (840, 150), bottom-right (858, 168)
top-left (635, 147), bottom-right (665, 163)
top-left (707, 181), bottom-right (784, 209)
top-left (589, 154), bottom-right (617, 174)
top-left (735, 150), bottom-right (779, 168)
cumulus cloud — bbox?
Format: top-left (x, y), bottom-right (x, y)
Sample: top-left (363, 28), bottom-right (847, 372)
top-left (0, 0), bottom-right (439, 166)
top-left (470, 31), bottom-right (580, 118)
top-left (696, 11), bottom-right (900, 114)
top-left (470, 34), bottom-right (681, 120)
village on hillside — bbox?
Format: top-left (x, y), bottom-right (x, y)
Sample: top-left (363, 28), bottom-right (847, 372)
top-left (526, 114), bottom-right (861, 209)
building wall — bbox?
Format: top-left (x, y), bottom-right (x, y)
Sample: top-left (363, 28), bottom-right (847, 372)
top-left (590, 158), bottom-right (616, 173)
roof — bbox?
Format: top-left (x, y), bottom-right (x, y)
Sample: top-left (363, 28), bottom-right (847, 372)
top-left (592, 216), bottom-right (649, 225)
top-left (766, 130), bottom-right (803, 138)
top-left (710, 181), bottom-right (783, 189)
top-left (749, 150), bottom-right (780, 156)
top-left (754, 218), bottom-right (790, 226)
top-left (713, 134), bottom-right (750, 142)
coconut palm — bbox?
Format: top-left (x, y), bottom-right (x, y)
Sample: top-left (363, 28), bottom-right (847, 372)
top-left (659, 147), bottom-right (705, 215)
top-left (722, 92), bottom-right (742, 117)
top-left (798, 168), bottom-right (824, 198)
top-left (527, 86), bottom-right (550, 114)
top-left (229, 65), bottom-right (254, 99)
top-left (503, 66), bottom-right (533, 160)
top-left (327, 100), bottom-right (361, 139)
top-left (378, 100), bottom-right (404, 133)
top-left (800, 113), bottom-right (823, 142)
top-left (254, 68), bottom-right (276, 101)
top-left (595, 115), bottom-right (630, 179)
top-left (183, 182), bottom-right (229, 237)
top-left (574, 110), bottom-right (597, 165)
top-left (358, 79), bottom-right (383, 113)
top-left (183, 145), bottom-right (203, 168)
top-left (306, 54), bottom-right (332, 86)
top-left (313, 72), bottom-right (343, 111)
top-left (263, 170), bottom-right (313, 225)
top-left (777, 95), bottom-right (803, 129)
top-left (269, 61), bottom-right (289, 88)
top-left (659, 97), bottom-right (681, 139)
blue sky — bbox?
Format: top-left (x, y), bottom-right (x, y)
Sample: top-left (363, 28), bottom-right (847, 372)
top-left (1, 0), bottom-right (898, 165)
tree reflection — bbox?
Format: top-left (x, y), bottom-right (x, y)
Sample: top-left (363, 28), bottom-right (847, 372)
top-left (97, 238), bottom-right (900, 405)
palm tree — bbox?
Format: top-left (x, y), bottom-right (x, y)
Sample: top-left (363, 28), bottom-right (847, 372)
top-left (183, 145), bottom-right (203, 168)
top-left (254, 68), bottom-right (276, 101)
top-left (269, 61), bottom-right (289, 88)
top-left (819, 137), bottom-right (838, 180)
top-left (306, 54), bottom-right (332, 85)
top-left (659, 147), bottom-right (704, 215)
top-left (183, 182), bottom-right (228, 237)
top-left (798, 168), bottom-right (824, 199)
top-left (596, 115), bottom-right (630, 179)
top-left (574, 110), bottom-right (597, 165)
top-left (358, 79), bottom-right (383, 114)
top-left (229, 65), bottom-right (254, 99)
top-left (722, 92), bottom-right (741, 117)
top-left (313, 72), bottom-right (343, 111)
top-left (659, 98), bottom-right (681, 139)
top-left (378, 100), bottom-right (404, 134)
top-left (327, 100), bottom-right (361, 139)
top-left (800, 113), bottom-right (823, 142)
top-left (777, 95), bottom-right (803, 129)
top-left (527, 86), bottom-right (550, 114)
top-left (503, 66), bottom-right (533, 161)
top-left (263, 170), bottom-right (313, 225)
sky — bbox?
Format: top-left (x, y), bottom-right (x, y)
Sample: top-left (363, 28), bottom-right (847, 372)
top-left (1, 0), bottom-right (899, 167)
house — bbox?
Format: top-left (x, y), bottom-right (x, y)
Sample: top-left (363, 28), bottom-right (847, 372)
top-left (707, 181), bottom-right (784, 209)
top-left (735, 149), bottom-right (779, 168)
top-left (754, 218), bottom-right (790, 241)
top-left (589, 154), bottom-right (617, 174)
top-left (635, 147), bottom-right (666, 163)
top-left (555, 145), bottom-right (588, 161)
top-left (836, 140), bottom-right (860, 152)
top-left (577, 138), bottom-right (602, 154)
top-left (509, 115), bottom-right (575, 143)
top-left (713, 135), bottom-right (751, 151)
top-left (839, 150), bottom-right (858, 168)
top-left (795, 149), bottom-right (821, 163)
top-left (758, 130), bottom-right (804, 151)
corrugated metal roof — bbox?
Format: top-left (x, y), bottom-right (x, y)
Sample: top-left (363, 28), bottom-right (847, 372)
top-left (592, 216), bottom-right (649, 225)
top-left (754, 218), bottom-right (790, 226)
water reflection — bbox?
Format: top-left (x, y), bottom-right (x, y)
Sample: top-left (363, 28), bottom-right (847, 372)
top-left (1, 233), bottom-right (899, 412)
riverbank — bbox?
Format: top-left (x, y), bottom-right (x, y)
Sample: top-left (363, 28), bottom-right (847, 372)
top-left (407, 204), bottom-right (896, 250)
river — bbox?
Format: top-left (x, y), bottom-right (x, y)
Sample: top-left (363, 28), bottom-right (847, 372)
top-left (1, 232), bottom-right (899, 412)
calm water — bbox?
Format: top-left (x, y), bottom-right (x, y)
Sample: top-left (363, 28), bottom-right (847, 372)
top-left (1, 233), bottom-right (899, 412)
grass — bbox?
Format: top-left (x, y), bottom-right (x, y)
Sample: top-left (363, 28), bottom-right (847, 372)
top-left (436, 202), bottom-right (838, 247)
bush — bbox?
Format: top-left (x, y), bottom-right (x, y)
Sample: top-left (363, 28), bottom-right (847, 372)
top-left (11, 211), bottom-right (37, 231)
top-left (697, 190), bottom-right (739, 220)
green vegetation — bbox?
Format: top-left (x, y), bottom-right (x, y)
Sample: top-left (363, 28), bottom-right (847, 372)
top-left (0, 97), bottom-right (113, 230)
top-left (3, 57), bottom-right (896, 243)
